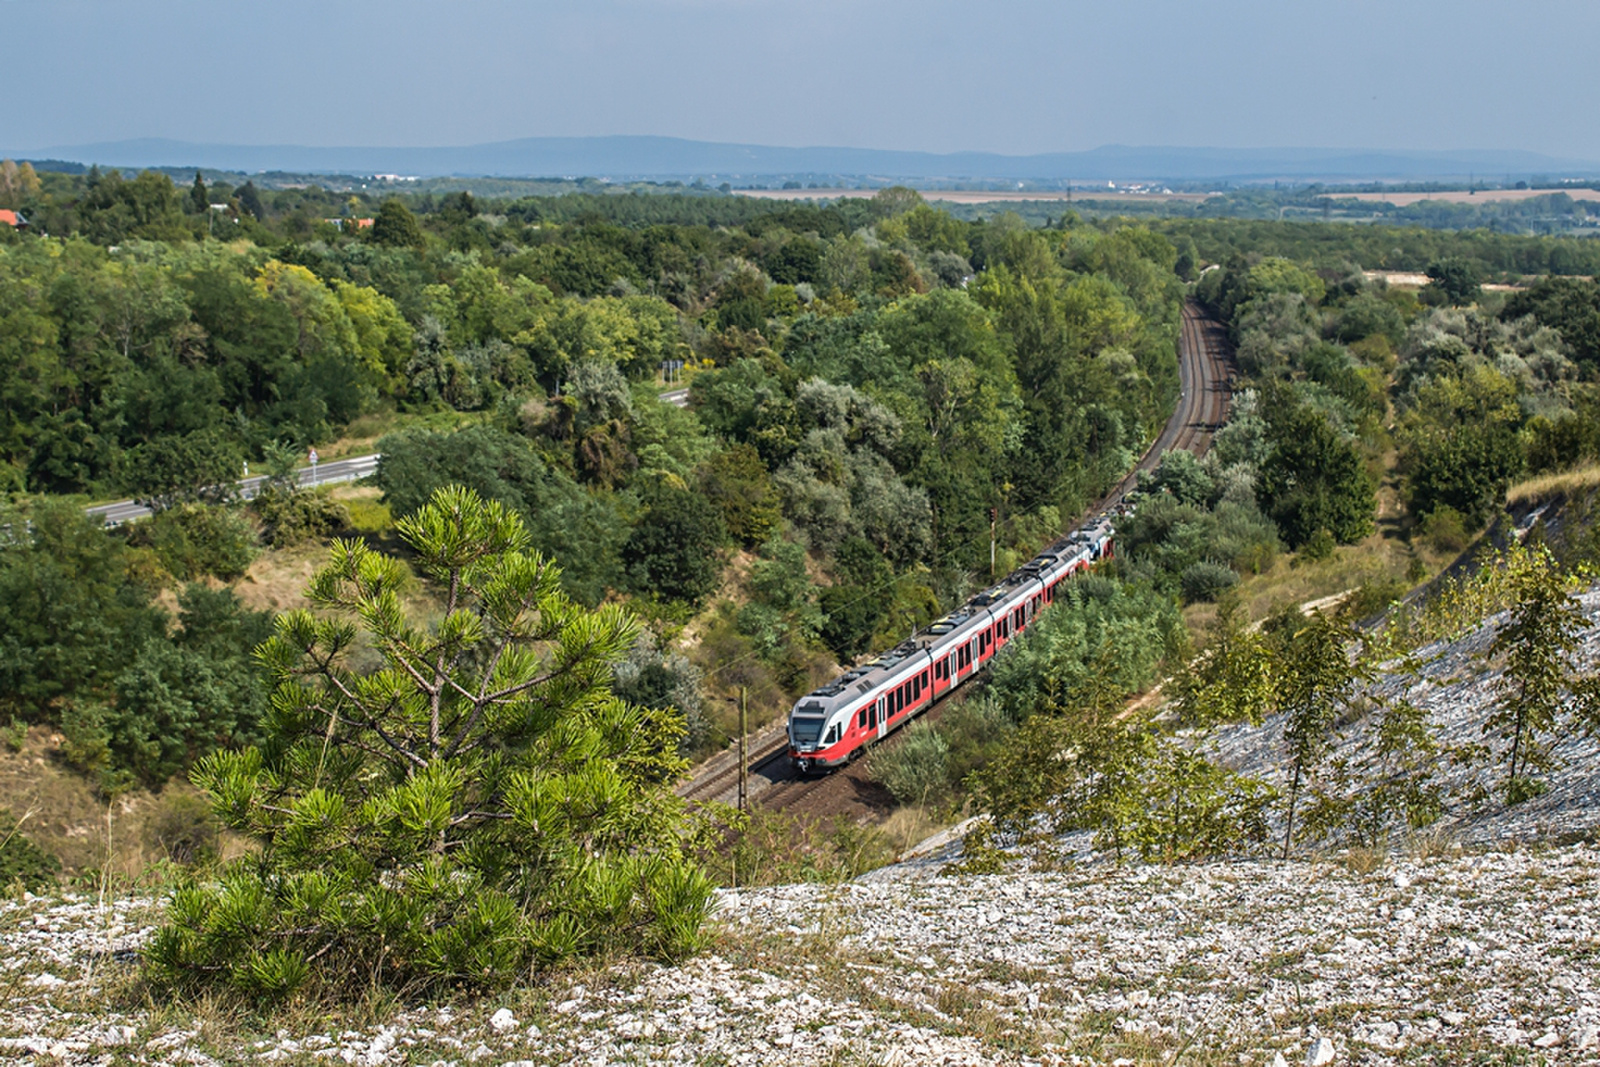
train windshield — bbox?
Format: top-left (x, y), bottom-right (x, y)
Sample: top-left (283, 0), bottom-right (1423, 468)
top-left (790, 715), bottom-right (825, 745)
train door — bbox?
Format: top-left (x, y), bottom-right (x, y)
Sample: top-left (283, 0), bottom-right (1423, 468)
top-left (875, 695), bottom-right (888, 740)
top-left (968, 635), bottom-right (980, 673)
top-left (946, 651), bottom-right (958, 686)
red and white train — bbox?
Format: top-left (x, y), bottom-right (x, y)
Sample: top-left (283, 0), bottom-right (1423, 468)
top-left (786, 516), bottom-right (1116, 773)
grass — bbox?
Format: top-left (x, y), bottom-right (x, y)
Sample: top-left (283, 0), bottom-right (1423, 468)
top-left (1507, 461), bottom-right (1600, 506)
top-left (314, 406), bottom-right (491, 461)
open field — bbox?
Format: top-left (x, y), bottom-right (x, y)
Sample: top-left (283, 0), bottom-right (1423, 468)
top-left (735, 188), bottom-right (1213, 205)
top-left (1337, 187), bottom-right (1600, 207)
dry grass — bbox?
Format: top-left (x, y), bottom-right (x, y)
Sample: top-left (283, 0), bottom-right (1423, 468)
top-left (313, 407), bottom-right (491, 462)
top-left (1235, 534), bottom-right (1415, 627)
top-left (0, 727), bottom-right (223, 881)
top-left (877, 806), bottom-right (951, 859)
top-left (1507, 462), bottom-right (1600, 506)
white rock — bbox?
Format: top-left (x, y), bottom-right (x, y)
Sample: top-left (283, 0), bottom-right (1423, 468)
top-left (1533, 1031), bottom-right (1562, 1048)
top-left (1440, 1011), bottom-right (1467, 1026)
top-left (523, 1023), bottom-right (541, 1040)
top-left (1305, 1037), bottom-right (1336, 1065)
top-left (488, 1009), bottom-right (517, 1034)
top-left (1272, 1054), bottom-right (1289, 1067)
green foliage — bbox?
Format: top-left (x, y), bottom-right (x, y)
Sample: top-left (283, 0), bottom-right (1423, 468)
top-left (1423, 257), bottom-right (1481, 306)
top-left (1397, 365), bottom-right (1524, 529)
top-left (1301, 697), bottom-right (1446, 848)
top-left (698, 444), bottom-right (781, 548)
top-left (144, 486), bottom-right (713, 999)
top-left (0, 810), bottom-right (60, 892)
top-left (987, 577), bottom-right (1181, 721)
top-left (1273, 610), bottom-right (1367, 857)
top-left (1484, 546), bottom-right (1600, 803)
top-left (868, 721), bottom-right (951, 808)
top-left (612, 631), bottom-right (711, 756)
top-left (370, 198), bottom-right (425, 248)
top-left (375, 425), bottom-right (624, 606)
top-left (1502, 275), bottom-right (1600, 375)
top-left (127, 428), bottom-right (245, 511)
top-left (1257, 394), bottom-right (1376, 548)
top-left (0, 499), bottom-right (167, 719)
top-left (250, 486), bottom-right (350, 547)
top-left (818, 536), bottom-right (892, 661)
top-left (126, 503), bottom-right (257, 581)
top-left (622, 484), bottom-right (726, 605)
top-left (62, 585), bottom-right (272, 791)
top-left (1170, 595), bottom-right (1273, 728)
top-left (963, 655), bottom-right (1274, 869)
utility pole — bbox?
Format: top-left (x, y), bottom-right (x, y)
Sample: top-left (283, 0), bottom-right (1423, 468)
top-left (990, 507), bottom-right (997, 578)
top-left (737, 686), bottom-right (749, 813)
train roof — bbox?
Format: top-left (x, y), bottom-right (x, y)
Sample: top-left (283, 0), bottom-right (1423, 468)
top-left (793, 512), bottom-right (1114, 717)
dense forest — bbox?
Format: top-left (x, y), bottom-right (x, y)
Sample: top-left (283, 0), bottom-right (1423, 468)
top-left (0, 166), bottom-right (1184, 784)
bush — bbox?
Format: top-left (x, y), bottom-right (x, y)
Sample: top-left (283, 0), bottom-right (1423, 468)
top-left (128, 503), bottom-right (256, 581)
top-left (151, 793), bottom-right (223, 867)
top-left (868, 721), bottom-right (951, 807)
top-left (1179, 560), bottom-right (1238, 604)
top-left (250, 487), bottom-right (349, 547)
top-left (0, 810), bottom-right (60, 892)
top-left (1420, 505), bottom-right (1470, 554)
top-left (144, 488), bottom-right (713, 1000)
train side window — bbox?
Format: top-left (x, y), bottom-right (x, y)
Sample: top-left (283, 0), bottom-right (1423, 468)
top-left (858, 708), bottom-right (868, 729)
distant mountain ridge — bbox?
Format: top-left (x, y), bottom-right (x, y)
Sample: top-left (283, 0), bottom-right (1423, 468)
top-left (13, 135), bottom-right (1599, 183)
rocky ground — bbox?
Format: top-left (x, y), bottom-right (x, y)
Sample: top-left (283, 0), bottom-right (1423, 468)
top-left (1210, 586), bottom-right (1600, 848)
top-left (4, 840), bottom-right (1600, 1066)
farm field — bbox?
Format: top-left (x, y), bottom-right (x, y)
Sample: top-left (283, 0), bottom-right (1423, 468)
top-left (736, 187), bottom-right (1212, 204)
top-left (1339, 187), bottom-right (1600, 206)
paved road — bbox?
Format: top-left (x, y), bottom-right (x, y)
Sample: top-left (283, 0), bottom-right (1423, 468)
top-left (661, 387), bottom-right (690, 408)
top-left (86, 452), bottom-right (382, 527)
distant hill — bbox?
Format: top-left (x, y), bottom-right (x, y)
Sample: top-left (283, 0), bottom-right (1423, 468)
top-left (12, 136), bottom-right (1599, 185)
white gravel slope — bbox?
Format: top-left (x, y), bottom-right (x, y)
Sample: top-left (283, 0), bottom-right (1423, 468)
top-left (5, 844), bottom-right (1600, 1066)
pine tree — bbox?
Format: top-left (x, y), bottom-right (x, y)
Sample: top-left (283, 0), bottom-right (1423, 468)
top-left (189, 172), bottom-right (208, 215)
top-left (144, 486), bottom-right (713, 999)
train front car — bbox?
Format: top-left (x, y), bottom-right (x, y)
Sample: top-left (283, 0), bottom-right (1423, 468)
top-left (786, 690), bottom-right (851, 775)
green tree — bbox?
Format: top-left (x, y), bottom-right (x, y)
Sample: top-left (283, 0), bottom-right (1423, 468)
top-left (1397, 365), bottom-right (1523, 529)
top-left (1257, 398), bottom-right (1375, 548)
top-left (1424, 258), bottom-right (1481, 306)
top-left (371, 197), bottom-right (425, 248)
top-left (144, 487), bottom-right (712, 999)
top-left (697, 444), bottom-right (780, 548)
top-left (188, 172), bottom-right (208, 216)
top-left (1170, 594), bottom-right (1273, 728)
top-left (125, 427), bottom-right (244, 511)
top-left (622, 485), bottom-right (726, 605)
top-left (1485, 546), bottom-right (1600, 803)
top-left (1274, 610), bottom-right (1363, 857)
top-left (235, 180), bottom-right (265, 222)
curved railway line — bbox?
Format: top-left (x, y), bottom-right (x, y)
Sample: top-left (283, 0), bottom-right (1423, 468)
top-left (677, 300), bottom-right (1234, 817)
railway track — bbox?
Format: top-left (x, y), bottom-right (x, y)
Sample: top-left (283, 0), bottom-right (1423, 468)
top-left (676, 299), bottom-right (1234, 818)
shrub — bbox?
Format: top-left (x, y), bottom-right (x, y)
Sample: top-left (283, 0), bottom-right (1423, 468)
top-left (868, 721), bottom-right (951, 807)
top-left (0, 810), bottom-right (59, 892)
top-left (128, 503), bottom-right (256, 581)
top-left (1419, 505), bottom-right (1470, 554)
top-left (144, 487), bottom-right (713, 1000)
top-left (250, 487), bottom-right (349, 547)
top-left (1179, 560), bottom-right (1238, 604)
